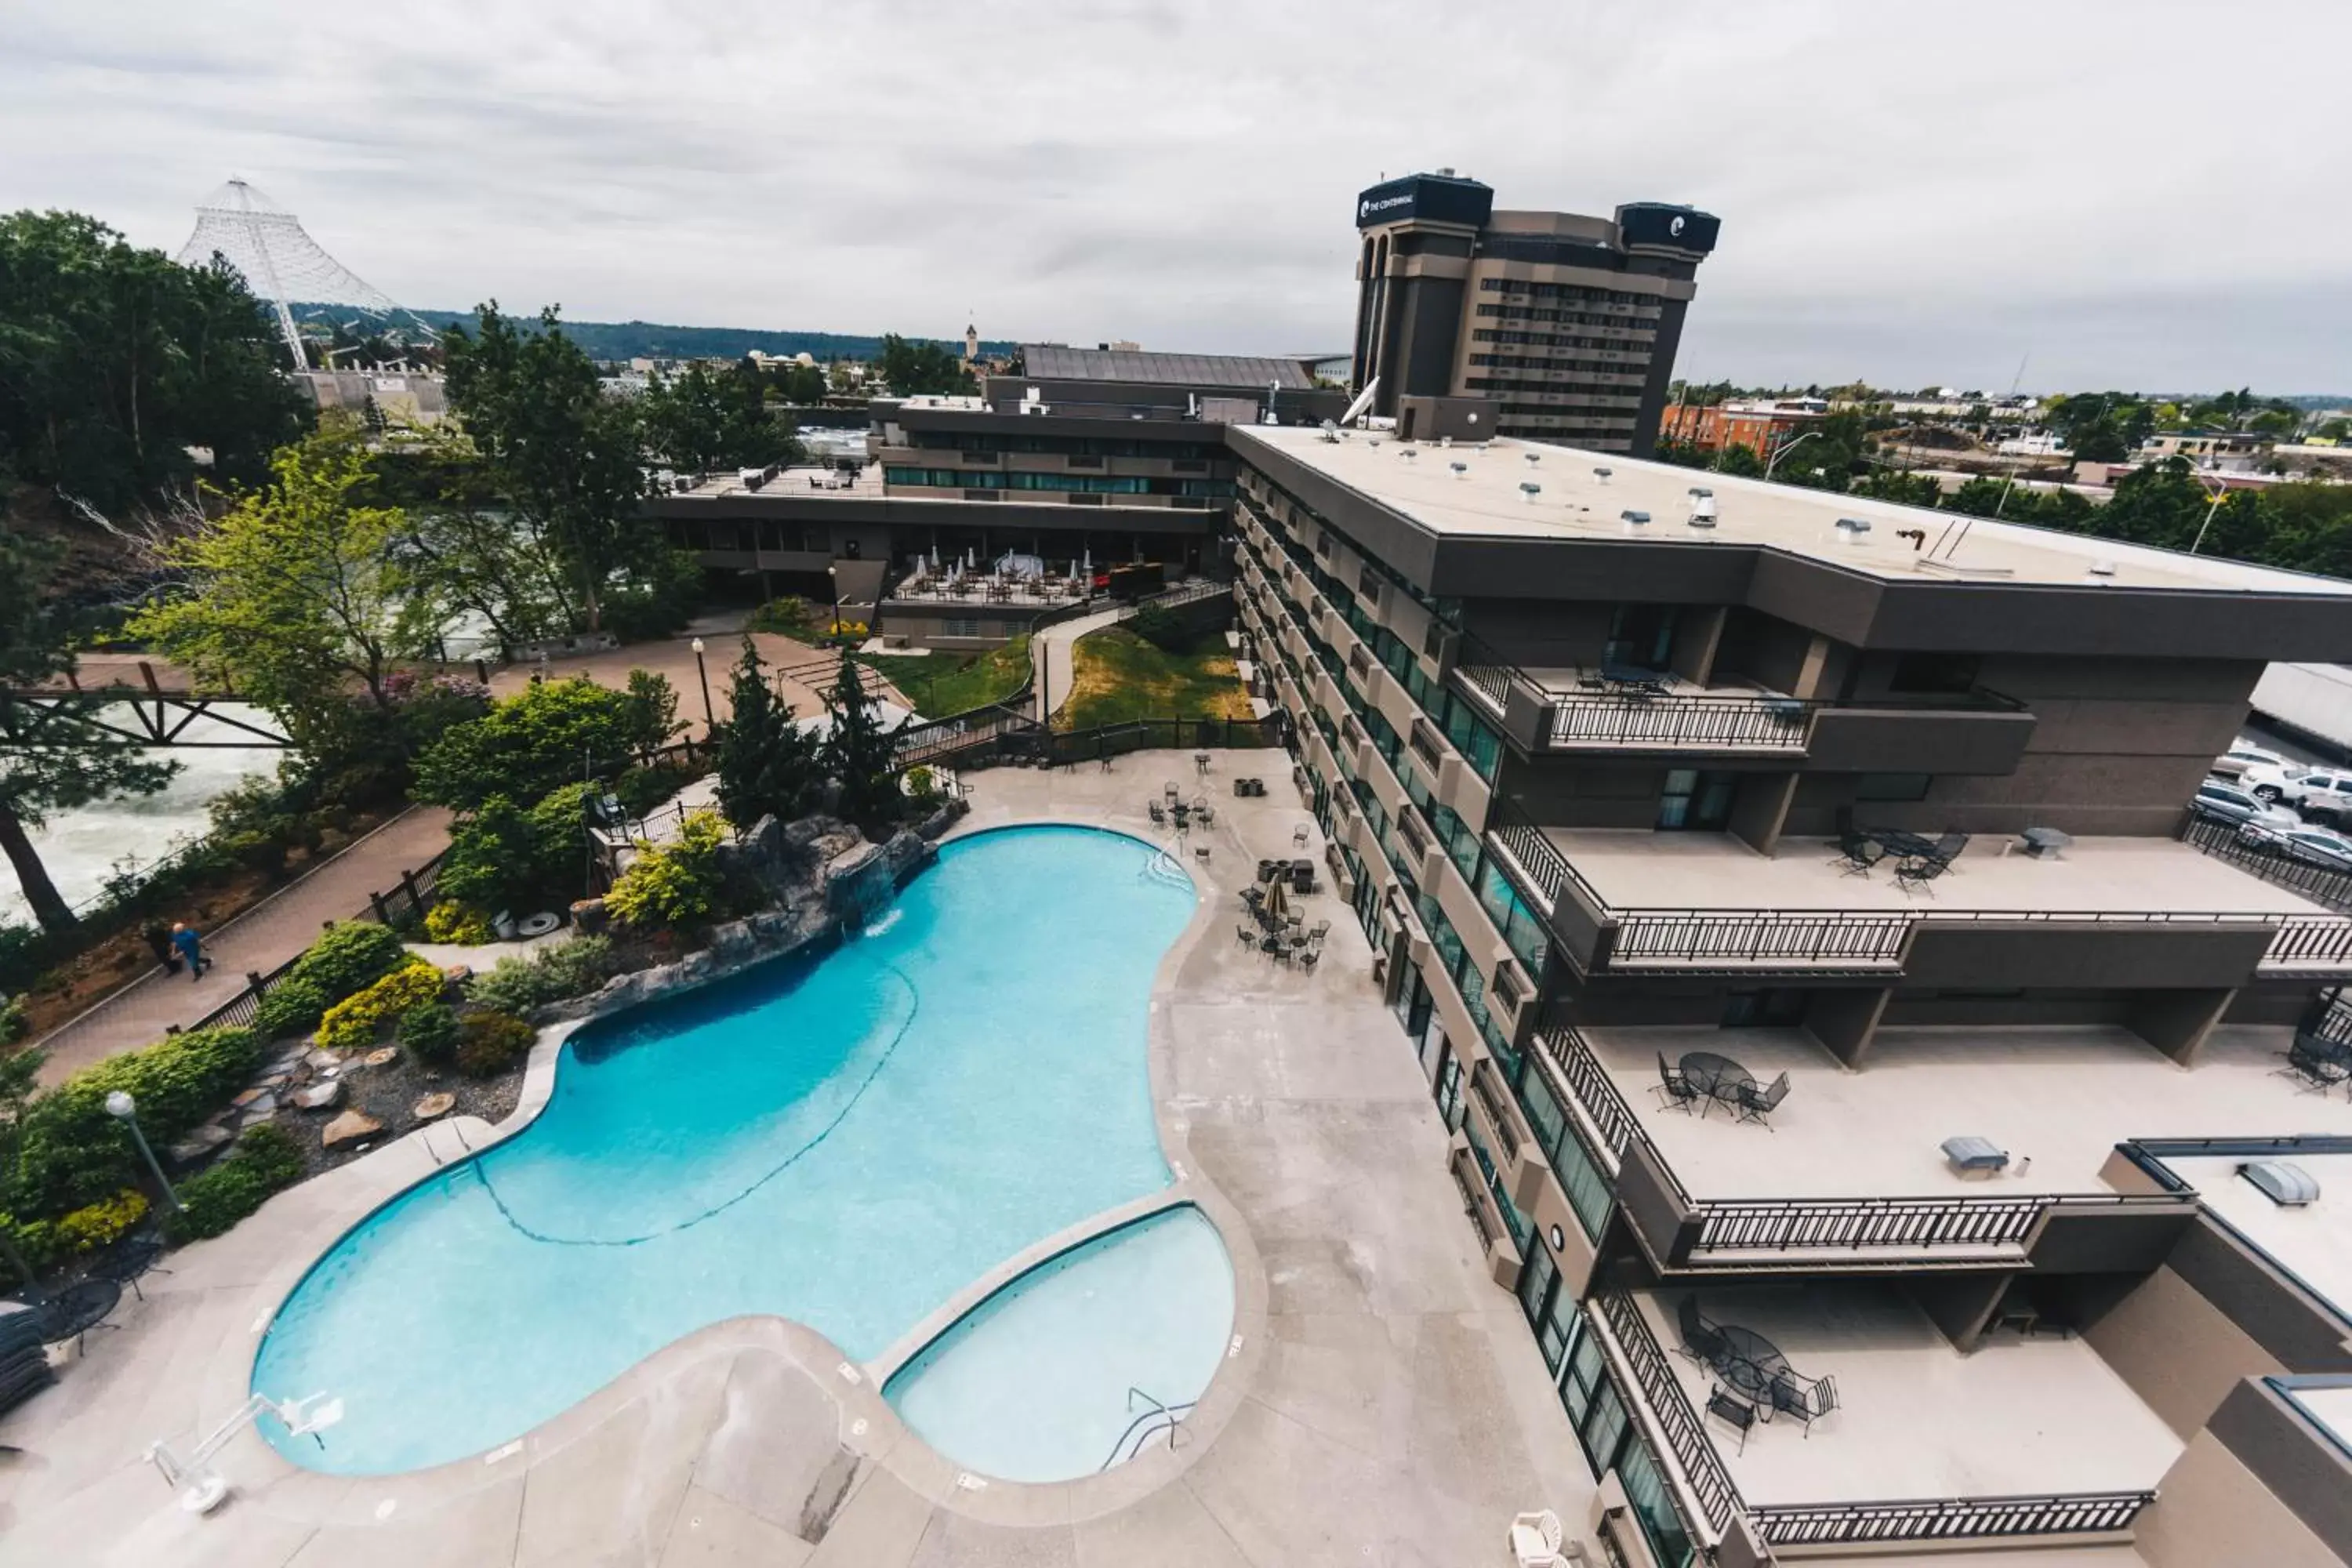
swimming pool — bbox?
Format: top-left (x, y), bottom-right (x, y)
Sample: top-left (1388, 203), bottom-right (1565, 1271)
top-left (252, 825), bottom-right (1222, 1476)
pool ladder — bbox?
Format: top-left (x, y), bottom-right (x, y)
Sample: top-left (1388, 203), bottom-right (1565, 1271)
top-left (1101, 1387), bottom-right (1196, 1472)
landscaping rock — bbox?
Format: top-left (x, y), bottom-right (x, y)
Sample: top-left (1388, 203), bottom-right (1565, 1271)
top-left (291, 1080), bottom-right (346, 1112)
top-left (412, 1091), bottom-right (456, 1121)
top-left (362, 1047), bottom-right (399, 1069)
top-left (255, 1072), bottom-right (292, 1093)
top-left (168, 1123), bottom-right (235, 1165)
top-left (231, 1086), bottom-right (270, 1109)
top-left (303, 1049), bottom-right (340, 1072)
top-left (439, 964), bottom-right (472, 995)
top-left (267, 1046), bottom-right (310, 1076)
top-left (320, 1110), bottom-right (384, 1149)
top-left (236, 1091), bottom-right (279, 1123)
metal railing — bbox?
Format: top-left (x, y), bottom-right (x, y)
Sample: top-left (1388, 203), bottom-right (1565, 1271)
top-left (2264, 913), bottom-right (2352, 968)
top-left (2188, 814), bottom-right (2352, 913)
top-left (1450, 1147), bottom-right (1501, 1254)
top-left (1610, 909), bottom-right (1914, 967)
top-left (1534, 1025), bottom-right (1639, 1166)
top-left (1549, 693), bottom-right (1812, 751)
top-left (1591, 1290), bottom-right (1743, 1537)
top-left (1747, 1490), bottom-right (2156, 1547)
top-left (1469, 1060), bottom-right (1523, 1162)
top-left (1690, 1195), bottom-right (2048, 1253)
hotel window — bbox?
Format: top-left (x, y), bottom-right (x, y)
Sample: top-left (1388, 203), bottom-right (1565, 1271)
top-left (1856, 771), bottom-right (1933, 802)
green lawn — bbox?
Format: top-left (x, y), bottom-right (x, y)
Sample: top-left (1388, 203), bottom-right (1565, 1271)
top-left (855, 633), bottom-right (1031, 718)
top-left (1057, 626), bottom-right (1253, 731)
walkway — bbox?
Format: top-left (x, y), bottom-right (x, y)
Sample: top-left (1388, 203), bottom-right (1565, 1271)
top-left (1029, 604), bottom-right (1131, 722)
top-left (30, 806), bottom-right (454, 1086)
top-left (485, 630), bottom-right (831, 742)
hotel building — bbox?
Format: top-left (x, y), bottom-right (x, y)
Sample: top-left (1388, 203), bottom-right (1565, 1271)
top-left (1225, 423), bottom-right (2352, 1568)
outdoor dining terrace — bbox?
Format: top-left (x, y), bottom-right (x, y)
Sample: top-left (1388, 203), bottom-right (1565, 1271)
top-left (1588, 1279), bottom-right (2176, 1550)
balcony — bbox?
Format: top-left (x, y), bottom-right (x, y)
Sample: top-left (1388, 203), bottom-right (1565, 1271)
top-left (1540, 1018), bottom-right (2352, 1272)
top-left (1486, 808), bottom-right (2352, 979)
top-left (1452, 649), bottom-right (2034, 771)
top-left (1585, 1281), bottom-right (2172, 1553)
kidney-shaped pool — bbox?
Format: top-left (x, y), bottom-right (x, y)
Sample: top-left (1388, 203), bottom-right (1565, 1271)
top-left (252, 825), bottom-right (1226, 1476)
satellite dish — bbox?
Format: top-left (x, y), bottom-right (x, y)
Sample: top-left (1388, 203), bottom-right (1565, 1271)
top-left (1340, 379), bottom-right (1380, 426)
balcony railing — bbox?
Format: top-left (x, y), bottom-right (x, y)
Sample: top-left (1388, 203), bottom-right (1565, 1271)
top-left (1610, 909), bottom-right (1915, 967)
top-left (2265, 913), bottom-right (2352, 969)
top-left (2180, 813), bottom-right (2352, 916)
top-left (1534, 1024), bottom-right (1639, 1167)
top-left (1450, 1145), bottom-right (1502, 1255)
top-left (1469, 1060), bottom-right (1523, 1162)
top-left (1551, 693), bottom-right (1813, 751)
top-left (1591, 1290), bottom-right (1744, 1536)
top-left (1747, 1490), bottom-right (2156, 1548)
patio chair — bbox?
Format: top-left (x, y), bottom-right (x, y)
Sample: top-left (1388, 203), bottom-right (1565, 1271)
top-left (86, 1234), bottom-right (171, 1303)
top-left (1298, 943), bottom-right (1322, 972)
top-left (1768, 1370), bottom-right (1838, 1437)
top-left (32, 1279), bottom-right (123, 1357)
top-left (1832, 832), bottom-right (1886, 877)
top-left (1704, 1384), bottom-right (1757, 1454)
top-left (1651, 1051), bottom-right (1700, 1115)
top-left (1507, 1508), bottom-right (1585, 1566)
top-left (1149, 801), bottom-right (1167, 826)
top-left (1294, 824), bottom-right (1311, 849)
top-left (1194, 803), bottom-right (1217, 827)
top-left (1929, 830), bottom-right (1970, 865)
top-left (1894, 855), bottom-right (1947, 896)
top-left (1237, 924), bottom-right (1259, 949)
top-left (1309, 920), bottom-right (1331, 940)
top-left (1675, 1295), bottom-right (1728, 1367)
top-left (2278, 1034), bottom-right (2351, 1094)
top-left (1733, 1072), bottom-right (1791, 1129)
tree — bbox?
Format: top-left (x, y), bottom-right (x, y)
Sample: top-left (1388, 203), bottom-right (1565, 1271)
top-left (0, 210), bottom-right (305, 514)
top-left (2071, 417), bottom-right (2129, 463)
top-left (619, 670), bottom-right (683, 756)
top-left (411, 678), bottom-right (644, 811)
top-left (712, 639), bottom-right (820, 828)
top-left (387, 423), bottom-right (578, 652)
top-left (822, 650), bottom-right (900, 828)
top-left (641, 359), bottom-right (799, 473)
top-left (0, 530), bottom-right (180, 933)
top-left (874, 334), bottom-right (974, 397)
top-left (439, 304), bottom-right (651, 631)
top-left (129, 430), bottom-right (423, 763)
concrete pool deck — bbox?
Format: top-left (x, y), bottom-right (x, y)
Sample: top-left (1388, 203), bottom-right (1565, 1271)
top-left (0, 749), bottom-right (1595, 1566)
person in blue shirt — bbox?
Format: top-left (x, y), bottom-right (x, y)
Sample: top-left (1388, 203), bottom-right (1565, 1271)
top-left (169, 922), bottom-right (212, 982)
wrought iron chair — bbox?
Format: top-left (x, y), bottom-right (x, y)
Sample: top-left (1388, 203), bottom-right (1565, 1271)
top-left (1652, 1051), bottom-right (1700, 1115)
top-left (1767, 1369), bottom-right (1838, 1437)
top-left (1734, 1072), bottom-right (1792, 1129)
top-left (1834, 833), bottom-right (1886, 877)
top-left (1894, 855), bottom-right (1949, 897)
top-left (1704, 1383), bottom-right (1757, 1454)
top-left (1675, 1295), bottom-right (1728, 1367)
top-left (2278, 1033), bottom-right (2351, 1094)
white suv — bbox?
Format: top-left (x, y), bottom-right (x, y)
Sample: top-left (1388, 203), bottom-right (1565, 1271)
top-left (2283, 770), bottom-right (2352, 828)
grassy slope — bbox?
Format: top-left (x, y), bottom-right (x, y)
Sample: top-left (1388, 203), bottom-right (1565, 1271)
top-left (1057, 626), bottom-right (1253, 731)
top-left (855, 633), bottom-right (1030, 718)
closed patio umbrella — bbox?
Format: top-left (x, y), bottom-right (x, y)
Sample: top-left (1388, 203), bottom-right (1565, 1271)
top-left (1261, 877), bottom-right (1290, 924)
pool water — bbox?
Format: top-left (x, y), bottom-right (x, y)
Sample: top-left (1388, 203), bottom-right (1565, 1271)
top-left (885, 1206), bottom-right (1234, 1482)
top-left (253, 826), bottom-right (1213, 1475)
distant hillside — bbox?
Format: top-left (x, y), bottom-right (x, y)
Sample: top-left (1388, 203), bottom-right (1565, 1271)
top-left (401, 310), bottom-right (1014, 364)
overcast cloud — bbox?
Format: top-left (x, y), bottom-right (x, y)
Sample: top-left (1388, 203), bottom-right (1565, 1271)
top-left (3, 0), bottom-right (2346, 394)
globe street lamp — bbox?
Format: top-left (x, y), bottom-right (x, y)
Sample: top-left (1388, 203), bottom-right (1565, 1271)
top-left (828, 565), bottom-right (841, 637)
top-left (688, 637), bottom-right (714, 733)
top-left (106, 1090), bottom-right (181, 1211)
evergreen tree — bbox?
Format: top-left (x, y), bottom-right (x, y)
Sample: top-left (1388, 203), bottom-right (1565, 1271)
top-left (712, 639), bottom-right (818, 826)
top-left (822, 649), bottom-right (899, 828)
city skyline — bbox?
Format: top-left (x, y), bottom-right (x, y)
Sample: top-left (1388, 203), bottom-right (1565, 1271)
top-left (2, 0), bottom-right (2347, 394)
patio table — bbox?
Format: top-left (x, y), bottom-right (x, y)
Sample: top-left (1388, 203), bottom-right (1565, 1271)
top-left (1712, 1325), bottom-right (1791, 1400)
top-left (1680, 1051), bottom-right (1755, 1116)
top-left (1867, 827), bottom-right (1939, 859)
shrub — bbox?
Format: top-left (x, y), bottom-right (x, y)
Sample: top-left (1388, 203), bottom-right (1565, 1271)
top-left (604, 813), bottom-right (728, 930)
top-left (456, 1011), bottom-right (535, 1079)
top-left (412, 678), bottom-right (645, 810)
top-left (289, 922), bottom-right (408, 1004)
top-left (0, 1214), bottom-right (60, 1282)
top-left (4, 1026), bottom-right (260, 1220)
top-left (424, 901), bottom-right (496, 946)
top-left (437, 783), bottom-right (596, 915)
top-left (315, 962), bottom-right (445, 1052)
top-left (162, 1124), bottom-right (304, 1245)
top-left (746, 596), bottom-right (818, 638)
top-left (0, 993), bottom-right (25, 1045)
top-left (397, 1001), bottom-right (461, 1069)
top-left (252, 975), bottom-right (329, 1042)
top-left (55, 1188), bottom-right (150, 1254)
top-left (612, 762), bottom-right (694, 817)
top-left (466, 935), bottom-right (616, 1015)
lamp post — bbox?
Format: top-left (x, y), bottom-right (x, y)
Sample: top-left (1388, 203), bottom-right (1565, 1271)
top-left (827, 565), bottom-right (841, 637)
top-left (2187, 470), bottom-right (2232, 555)
top-left (106, 1090), bottom-right (180, 1212)
top-left (1764, 429), bottom-right (1820, 480)
top-left (688, 637), bottom-right (714, 734)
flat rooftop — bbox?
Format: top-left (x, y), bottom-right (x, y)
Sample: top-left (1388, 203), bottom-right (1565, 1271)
top-left (1232, 425), bottom-right (2352, 597)
top-left (1630, 1279), bottom-right (2180, 1504)
top-left (1541, 828), bottom-right (2328, 920)
top-left (1022, 344), bottom-right (1313, 389)
top-left (668, 460), bottom-right (881, 499)
top-left (2154, 1148), bottom-right (2352, 1320)
top-left (1584, 1023), bottom-right (2352, 1203)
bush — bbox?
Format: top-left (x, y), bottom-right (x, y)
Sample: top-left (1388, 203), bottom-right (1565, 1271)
top-left (456, 1011), bottom-right (535, 1079)
top-left (315, 962), bottom-right (445, 1051)
top-left (424, 901), bottom-right (496, 945)
top-left (466, 935), bottom-right (615, 1015)
top-left (162, 1124), bottom-right (304, 1245)
top-left (4, 1026), bottom-right (261, 1220)
top-left (604, 812), bottom-right (728, 930)
top-left (397, 1001), bottom-right (461, 1069)
top-left (289, 922), bottom-right (408, 1004)
top-left (746, 596), bottom-right (818, 638)
top-left (55, 1188), bottom-right (149, 1253)
top-left (252, 975), bottom-right (329, 1042)
top-left (412, 678), bottom-right (645, 811)
top-left (0, 993), bottom-right (25, 1045)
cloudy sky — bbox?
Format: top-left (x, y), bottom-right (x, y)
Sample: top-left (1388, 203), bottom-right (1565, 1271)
top-left (5, 1), bottom-right (2345, 394)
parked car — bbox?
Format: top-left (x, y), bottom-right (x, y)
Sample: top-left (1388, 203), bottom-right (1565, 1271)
top-left (2282, 771), bottom-right (2352, 828)
top-left (2238, 821), bottom-right (2352, 874)
top-left (2211, 743), bottom-right (2288, 782)
top-left (2238, 761), bottom-right (2308, 802)
top-left (2192, 780), bottom-right (2300, 829)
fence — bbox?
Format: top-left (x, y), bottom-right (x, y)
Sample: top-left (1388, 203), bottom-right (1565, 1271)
top-left (1748, 1491), bottom-right (2156, 1547)
top-left (2180, 813), bottom-right (2352, 915)
top-left (1590, 1290), bottom-right (1744, 1537)
top-left (1609, 909), bottom-right (1915, 967)
top-left (1550, 694), bottom-right (1813, 751)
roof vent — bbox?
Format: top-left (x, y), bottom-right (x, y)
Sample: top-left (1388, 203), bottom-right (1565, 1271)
top-left (1519, 481), bottom-right (1542, 503)
top-left (1687, 485), bottom-right (1712, 498)
top-left (2241, 1160), bottom-right (2321, 1207)
top-left (1399, 448), bottom-right (1417, 461)
top-left (1689, 495), bottom-right (1719, 529)
top-left (1524, 451), bottom-right (1542, 466)
top-left (1834, 517), bottom-right (1873, 545)
top-left (1593, 466), bottom-right (1613, 485)
top-left (1367, 437), bottom-right (1383, 448)
top-left (2087, 559), bottom-right (2118, 579)
top-left (1622, 509), bottom-right (1652, 526)
top-left (1450, 461), bottom-right (1468, 479)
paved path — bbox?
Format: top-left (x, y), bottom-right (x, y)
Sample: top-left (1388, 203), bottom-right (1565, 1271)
top-left (486, 631), bottom-right (831, 741)
top-left (31, 806), bottom-right (455, 1086)
top-left (1029, 604), bottom-right (1131, 721)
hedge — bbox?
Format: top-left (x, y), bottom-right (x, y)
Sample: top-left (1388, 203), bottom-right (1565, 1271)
top-left (2, 1025), bottom-right (260, 1221)
top-left (162, 1124), bottom-right (304, 1244)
